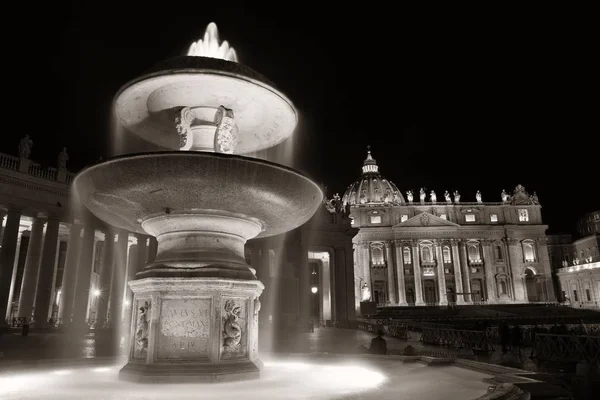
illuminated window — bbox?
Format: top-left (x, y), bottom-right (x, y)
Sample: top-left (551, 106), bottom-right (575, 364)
top-left (518, 209), bottom-right (529, 222)
top-left (401, 214), bottom-right (408, 222)
top-left (421, 245), bottom-right (433, 263)
top-left (442, 246), bottom-right (451, 263)
top-left (522, 241), bottom-right (535, 262)
top-left (465, 214), bottom-right (476, 222)
top-left (440, 214), bottom-right (447, 220)
top-left (371, 244), bottom-right (384, 265)
top-left (350, 217), bottom-right (355, 225)
top-left (370, 215), bottom-right (382, 224)
top-left (490, 214), bottom-right (498, 222)
top-left (467, 243), bottom-right (481, 262)
top-left (403, 247), bottom-right (411, 264)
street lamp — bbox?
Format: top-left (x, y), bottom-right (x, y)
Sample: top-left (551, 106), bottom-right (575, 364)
top-left (311, 286), bottom-right (318, 294)
top-left (93, 289), bottom-right (101, 297)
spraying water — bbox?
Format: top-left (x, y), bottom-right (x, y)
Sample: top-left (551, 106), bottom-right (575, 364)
top-left (187, 22), bottom-right (238, 62)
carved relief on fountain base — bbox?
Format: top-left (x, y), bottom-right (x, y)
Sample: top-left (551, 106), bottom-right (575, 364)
top-left (120, 277), bottom-right (263, 383)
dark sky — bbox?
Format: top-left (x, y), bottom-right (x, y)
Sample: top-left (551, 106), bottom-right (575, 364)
top-left (5, 2), bottom-right (597, 234)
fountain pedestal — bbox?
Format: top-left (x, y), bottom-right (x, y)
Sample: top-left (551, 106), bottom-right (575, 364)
top-left (120, 278), bottom-right (263, 383)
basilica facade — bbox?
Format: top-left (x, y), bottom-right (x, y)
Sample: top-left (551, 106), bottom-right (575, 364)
top-left (342, 150), bottom-right (556, 311)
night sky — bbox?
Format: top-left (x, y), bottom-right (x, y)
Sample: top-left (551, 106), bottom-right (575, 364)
top-left (6, 2), bottom-right (597, 234)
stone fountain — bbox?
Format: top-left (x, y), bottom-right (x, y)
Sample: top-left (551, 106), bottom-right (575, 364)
top-left (72, 22), bottom-right (323, 383)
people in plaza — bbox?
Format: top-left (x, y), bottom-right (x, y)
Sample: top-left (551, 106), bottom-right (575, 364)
top-left (369, 329), bottom-right (387, 355)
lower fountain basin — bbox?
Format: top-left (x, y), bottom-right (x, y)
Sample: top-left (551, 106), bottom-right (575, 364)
top-left (72, 151), bottom-right (323, 239)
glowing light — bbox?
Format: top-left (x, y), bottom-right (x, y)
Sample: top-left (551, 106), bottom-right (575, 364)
top-left (52, 370), bottom-right (72, 375)
top-left (124, 300), bottom-right (130, 306)
top-left (187, 22), bottom-right (238, 62)
top-left (311, 286), bottom-right (318, 294)
top-left (92, 367), bottom-right (111, 372)
top-left (93, 289), bottom-right (100, 297)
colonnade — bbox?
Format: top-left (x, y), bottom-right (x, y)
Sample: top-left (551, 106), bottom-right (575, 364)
top-left (0, 209), bottom-right (157, 328)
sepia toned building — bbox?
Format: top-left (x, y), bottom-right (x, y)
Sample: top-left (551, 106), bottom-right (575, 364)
top-left (549, 210), bottom-right (600, 309)
top-left (342, 150), bottom-right (556, 311)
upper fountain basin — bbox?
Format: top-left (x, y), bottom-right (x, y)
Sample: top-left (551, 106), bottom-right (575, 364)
top-left (72, 151), bottom-right (323, 238)
top-left (114, 56), bottom-right (297, 154)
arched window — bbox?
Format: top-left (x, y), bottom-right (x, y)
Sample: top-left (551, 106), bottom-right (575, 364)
top-left (403, 247), bottom-right (412, 264)
top-left (443, 246), bottom-right (451, 264)
top-left (371, 244), bottom-right (384, 265)
top-left (494, 245), bottom-right (503, 260)
top-left (467, 243), bottom-right (481, 262)
top-left (522, 241), bottom-right (535, 262)
top-left (421, 246), bottom-right (433, 263)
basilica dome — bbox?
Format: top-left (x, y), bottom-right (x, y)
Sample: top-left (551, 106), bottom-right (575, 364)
top-left (342, 149), bottom-right (405, 206)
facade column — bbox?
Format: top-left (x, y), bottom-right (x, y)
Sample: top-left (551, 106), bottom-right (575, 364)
top-left (5, 226), bottom-right (25, 321)
top-left (58, 222), bottom-right (83, 323)
top-left (434, 240), bottom-right (448, 305)
top-left (360, 242), bottom-right (372, 291)
top-left (451, 240), bottom-right (465, 304)
top-left (17, 216), bottom-right (46, 319)
top-left (459, 240), bottom-right (473, 303)
top-left (71, 223), bottom-right (96, 327)
top-left (384, 242), bottom-right (396, 303)
top-left (95, 229), bottom-right (115, 328)
top-left (344, 243), bottom-right (356, 322)
top-left (411, 241), bottom-right (424, 305)
top-left (32, 217), bottom-right (61, 326)
top-left (0, 209), bottom-right (22, 325)
top-left (506, 238), bottom-right (526, 302)
top-left (108, 230), bottom-right (128, 328)
top-left (394, 240), bottom-right (407, 305)
top-left (537, 237), bottom-right (556, 301)
top-left (482, 240), bottom-right (497, 303)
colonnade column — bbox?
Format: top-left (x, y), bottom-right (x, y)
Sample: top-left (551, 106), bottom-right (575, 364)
top-left (0, 209), bottom-right (22, 325)
top-left (384, 242), bottom-right (396, 304)
top-left (108, 230), bottom-right (128, 329)
top-left (58, 221), bottom-right (83, 323)
top-left (136, 234), bottom-right (148, 272)
top-left (71, 223), bottom-right (96, 328)
top-left (411, 241), bottom-right (424, 305)
top-left (482, 240), bottom-right (496, 303)
top-left (506, 238), bottom-right (526, 302)
top-left (334, 247), bottom-right (348, 325)
top-left (32, 216), bottom-right (61, 326)
top-left (17, 215), bottom-right (46, 319)
top-left (95, 229), bottom-right (115, 328)
top-left (537, 237), bottom-right (556, 301)
top-left (394, 240), bottom-right (407, 305)
top-left (359, 242), bottom-right (372, 291)
top-left (459, 240), bottom-right (472, 303)
top-left (147, 237), bottom-right (158, 264)
top-left (434, 240), bottom-right (447, 305)
top-left (450, 240), bottom-right (465, 304)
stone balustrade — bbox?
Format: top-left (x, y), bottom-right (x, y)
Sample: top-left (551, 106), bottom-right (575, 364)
top-left (0, 152), bottom-right (75, 185)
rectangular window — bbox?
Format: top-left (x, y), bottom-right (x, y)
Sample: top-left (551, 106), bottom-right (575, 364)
top-left (370, 215), bottom-right (381, 224)
top-left (350, 217), bottom-right (355, 225)
top-left (573, 290), bottom-right (578, 302)
top-left (490, 214), bottom-right (498, 222)
top-left (401, 214), bottom-right (408, 222)
top-left (465, 214), bottom-right (476, 222)
top-left (439, 214), bottom-right (447, 220)
top-left (586, 289), bottom-right (591, 301)
top-left (518, 209), bottom-right (529, 222)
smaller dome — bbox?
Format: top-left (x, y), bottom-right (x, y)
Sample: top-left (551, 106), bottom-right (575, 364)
top-left (342, 147), bottom-right (405, 206)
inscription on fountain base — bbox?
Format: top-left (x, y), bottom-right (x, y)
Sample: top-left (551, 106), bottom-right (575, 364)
top-left (157, 298), bottom-right (212, 360)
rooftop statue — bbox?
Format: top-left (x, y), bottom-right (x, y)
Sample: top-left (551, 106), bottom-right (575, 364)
top-left (18, 135), bottom-right (33, 159)
top-left (57, 147), bottom-right (69, 169)
top-left (510, 184), bottom-right (538, 205)
top-left (406, 190), bottom-right (414, 203)
top-left (430, 190), bottom-right (437, 204)
top-left (501, 189), bottom-right (510, 203)
top-left (476, 190), bottom-right (482, 203)
top-left (444, 190), bottom-right (452, 204)
top-left (453, 190), bottom-right (461, 203)
top-left (419, 188), bottom-right (426, 204)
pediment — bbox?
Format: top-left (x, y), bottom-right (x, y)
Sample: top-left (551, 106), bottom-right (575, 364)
top-left (393, 212), bottom-right (460, 228)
